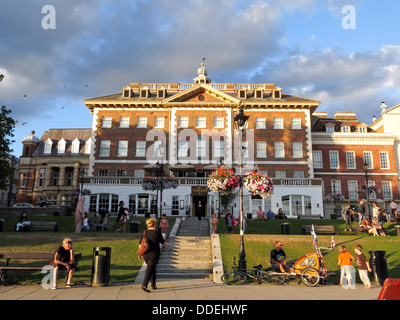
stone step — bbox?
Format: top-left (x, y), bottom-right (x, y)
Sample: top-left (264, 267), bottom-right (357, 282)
top-left (156, 272), bottom-right (212, 279)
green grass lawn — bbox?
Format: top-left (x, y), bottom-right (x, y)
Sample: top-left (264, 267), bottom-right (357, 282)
top-left (0, 214), bottom-right (176, 285)
top-left (217, 218), bottom-right (400, 284)
top-left (1, 214), bottom-right (399, 286)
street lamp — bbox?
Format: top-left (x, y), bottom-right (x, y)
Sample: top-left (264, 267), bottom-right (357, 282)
top-left (363, 162), bottom-right (371, 220)
top-left (331, 175), bottom-right (337, 218)
top-left (157, 142), bottom-right (167, 219)
top-left (234, 105), bottom-right (249, 271)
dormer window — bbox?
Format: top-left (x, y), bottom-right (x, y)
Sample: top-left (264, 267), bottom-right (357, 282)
top-left (341, 124), bottom-right (351, 133)
top-left (255, 88), bottom-right (263, 99)
top-left (140, 87), bottom-right (150, 98)
top-left (123, 87), bottom-right (132, 98)
top-left (358, 126), bottom-right (367, 133)
top-left (85, 138), bottom-right (92, 154)
top-left (44, 138), bottom-right (53, 154)
top-left (157, 87), bottom-right (166, 99)
top-left (273, 87), bottom-right (282, 99)
top-left (237, 89), bottom-right (247, 99)
top-left (58, 138), bottom-right (66, 154)
top-left (71, 138), bottom-right (80, 154)
top-left (325, 123), bottom-right (335, 133)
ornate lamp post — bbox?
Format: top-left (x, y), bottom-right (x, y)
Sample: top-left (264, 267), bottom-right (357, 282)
top-left (234, 105), bottom-right (249, 271)
top-left (156, 142), bottom-right (167, 219)
top-left (363, 162), bottom-right (371, 220)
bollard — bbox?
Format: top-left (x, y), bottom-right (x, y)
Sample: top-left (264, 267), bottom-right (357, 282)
top-left (369, 250), bottom-right (388, 286)
top-left (395, 225), bottom-right (400, 236)
top-left (91, 247), bottom-right (111, 287)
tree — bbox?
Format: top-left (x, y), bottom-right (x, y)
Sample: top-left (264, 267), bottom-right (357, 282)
top-left (0, 105), bottom-right (16, 190)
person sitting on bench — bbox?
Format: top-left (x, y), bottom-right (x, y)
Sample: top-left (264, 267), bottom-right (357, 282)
top-left (51, 238), bottom-right (77, 289)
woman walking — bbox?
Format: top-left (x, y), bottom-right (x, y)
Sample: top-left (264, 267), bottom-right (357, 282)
top-left (138, 218), bottom-right (168, 292)
top-left (75, 196), bottom-right (85, 233)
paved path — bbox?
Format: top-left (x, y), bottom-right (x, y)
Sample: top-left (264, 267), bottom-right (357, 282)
top-left (0, 279), bottom-right (380, 300)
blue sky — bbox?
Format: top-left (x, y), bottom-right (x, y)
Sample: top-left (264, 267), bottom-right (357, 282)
top-left (1, 0), bottom-right (400, 157)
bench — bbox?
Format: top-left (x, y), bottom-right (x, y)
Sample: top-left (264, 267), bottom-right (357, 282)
top-left (30, 221), bottom-right (58, 232)
top-left (0, 251), bottom-right (81, 284)
top-left (301, 225), bottom-right (338, 235)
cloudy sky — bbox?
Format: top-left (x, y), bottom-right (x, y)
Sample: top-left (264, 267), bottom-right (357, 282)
top-left (1, 0), bottom-right (400, 156)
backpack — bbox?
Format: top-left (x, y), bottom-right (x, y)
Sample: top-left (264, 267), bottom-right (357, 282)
top-left (137, 231), bottom-right (149, 257)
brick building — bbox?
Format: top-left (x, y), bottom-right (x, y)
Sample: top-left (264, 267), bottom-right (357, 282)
top-left (312, 111), bottom-right (399, 217)
top-left (82, 62), bottom-right (325, 217)
top-left (17, 129), bottom-right (91, 207)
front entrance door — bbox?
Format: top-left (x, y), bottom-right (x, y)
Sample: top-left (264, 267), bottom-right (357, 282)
top-left (193, 196), bottom-right (207, 218)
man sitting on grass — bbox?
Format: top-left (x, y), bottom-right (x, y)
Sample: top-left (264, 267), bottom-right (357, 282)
top-left (270, 241), bottom-right (292, 273)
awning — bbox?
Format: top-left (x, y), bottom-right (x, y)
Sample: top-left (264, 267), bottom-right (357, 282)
top-left (169, 164), bottom-right (197, 172)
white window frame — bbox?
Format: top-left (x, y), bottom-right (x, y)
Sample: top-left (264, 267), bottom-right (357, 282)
top-left (44, 138), bottom-right (53, 154)
top-left (292, 141), bottom-right (303, 158)
top-left (255, 117), bottom-right (266, 129)
top-left (275, 170), bottom-right (286, 178)
top-left (102, 116), bottom-right (112, 128)
top-left (382, 181), bottom-right (392, 199)
top-left (346, 151), bottom-right (356, 169)
top-left (100, 140), bottom-right (110, 157)
top-left (154, 117), bottom-right (165, 128)
top-left (363, 151), bottom-right (373, 169)
top-left (213, 140), bottom-right (224, 158)
top-left (291, 118), bottom-right (301, 129)
top-left (313, 151), bottom-right (323, 169)
top-left (196, 116), bottom-right (207, 128)
top-left (137, 117), bottom-right (147, 128)
top-left (329, 151), bottom-right (339, 169)
top-left (178, 140), bottom-right (189, 158)
top-left (178, 116), bottom-right (189, 128)
top-left (274, 141), bottom-right (285, 158)
top-left (120, 116), bottom-right (130, 128)
top-left (274, 118), bottom-right (284, 129)
top-left (256, 141), bottom-right (267, 158)
top-left (294, 171), bottom-right (304, 178)
top-left (71, 138), bottom-right (80, 154)
top-left (214, 116), bottom-right (224, 128)
top-left (197, 136), bottom-right (206, 157)
top-left (118, 140), bottom-right (128, 157)
top-left (58, 139), bottom-right (66, 154)
top-left (379, 152), bottom-right (389, 169)
top-left (136, 141), bottom-right (146, 157)
top-left (348, 181), bottom-right (358, 199)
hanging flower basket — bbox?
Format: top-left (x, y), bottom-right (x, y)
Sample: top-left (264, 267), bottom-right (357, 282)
top-left (325, 193), bottom-right (345, 201)
top-left (142, 176), bottom-right (179, 191)
top-left (207, 167), bottom-right (240, 195)
top-left (243, 171), bottom-right (274, 198)
top-left (355, 185), bottom-right (381, 194)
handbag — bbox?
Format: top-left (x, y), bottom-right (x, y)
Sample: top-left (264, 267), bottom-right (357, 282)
top-left (232, 217), bottom-right (239, 227)
top-left (137, 231), bottom-right (149, 257)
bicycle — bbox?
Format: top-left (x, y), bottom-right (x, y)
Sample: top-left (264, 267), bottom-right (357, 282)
top-left (221, 257), bottom-right (285, 285)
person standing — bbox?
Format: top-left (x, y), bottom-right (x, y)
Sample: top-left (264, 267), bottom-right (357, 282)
top-left (75, 196), bottom-right (85, 233)
top-left (196, 201), bottom-right (203, 220)
top-left (159, 214), bottom-right (169, 239)
top-left (354, 244), bottom-right (372, 289)
top-left (211, 213), bottom-right (218, 234)
top-left (357, 199), bottom-right (366, 225)
top-left (337, 245), bottom-right (355, 288)
top-left (138, 218), bottom-right (168, 293)
top-left (342, 203), bottom-right (352, 232)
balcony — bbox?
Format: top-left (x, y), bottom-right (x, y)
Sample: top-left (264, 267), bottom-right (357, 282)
top-left (89, 177), bottom-right (321, 187)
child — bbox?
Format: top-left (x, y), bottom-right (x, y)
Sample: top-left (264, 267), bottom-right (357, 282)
top-left (211, 214), bottom-right (218, 234)
top-left (159, 214), bottom-right (168, 240)
top-left (354, 244), bottom-right (372, 289)
top-left (337, 245), bottom-right (355, 288)
top-left (81, 212), bottom-right (90, 232)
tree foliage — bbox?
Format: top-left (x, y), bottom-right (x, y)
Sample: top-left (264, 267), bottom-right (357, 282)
top-left (0, 105), bottom-right (16, 190)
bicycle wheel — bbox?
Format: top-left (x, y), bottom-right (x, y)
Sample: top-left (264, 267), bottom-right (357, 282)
top-left (221, 271), bottom-right (247, 285)
top-left (259, 271), bottom-right (285, 284)
top-left (301, 267), bottom-right (320, 287)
